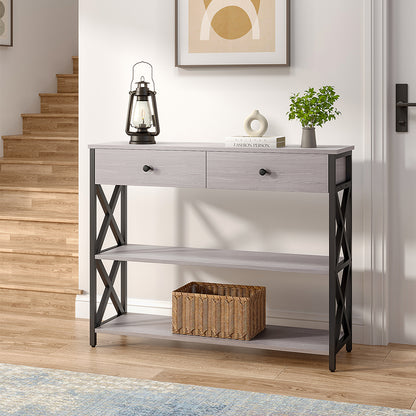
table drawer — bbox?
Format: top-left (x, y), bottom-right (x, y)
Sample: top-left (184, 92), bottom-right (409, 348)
top-left (95, 149), bottom-right (206, 188)
top-left (207, 152), bottom-right (328, 193)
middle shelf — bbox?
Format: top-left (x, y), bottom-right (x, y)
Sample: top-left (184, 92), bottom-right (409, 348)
top-left (96, 244), bottom-right (329, 274)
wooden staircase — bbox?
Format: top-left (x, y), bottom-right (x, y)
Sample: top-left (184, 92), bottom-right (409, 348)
top-left (0, 57), bottom-right (80, 318)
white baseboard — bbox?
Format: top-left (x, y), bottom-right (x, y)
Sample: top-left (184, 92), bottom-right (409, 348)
top-left (76, 294), bottom-right (171, 319)
top-left (76, 295), bottom-right (365, 344)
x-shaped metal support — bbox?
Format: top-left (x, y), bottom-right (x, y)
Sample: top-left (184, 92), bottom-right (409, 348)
top-left (334, 187), bottom-right (352, 351)
top-left (334, 266), bottom-right (352, 351)
top-left (95, 259), bottom-right (125, 326)
top-left (335, 187), bottom-right (351, 265)
top-left (329, 153), bottom-right (352, 372)
top-left (93, 184), bottom-right (127, 327)
top-left (90, 150), bottom-right (127, 348)
top-left (96, 185), bottom-right (125, 252)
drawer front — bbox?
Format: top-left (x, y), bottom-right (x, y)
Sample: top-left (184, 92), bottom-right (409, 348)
top-left (95, 149), bottom-right (206, 188)
top-left (207, 152), bottom-right (328, 193)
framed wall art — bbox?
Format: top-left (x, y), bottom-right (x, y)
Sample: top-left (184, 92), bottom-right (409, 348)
top-left (0, 0), bottom-right (12, 47)
top-left (175, 0), bottom-right (289, 67)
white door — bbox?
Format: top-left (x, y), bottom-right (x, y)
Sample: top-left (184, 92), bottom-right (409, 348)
top-left (388, 0), bottom-right (416, 344)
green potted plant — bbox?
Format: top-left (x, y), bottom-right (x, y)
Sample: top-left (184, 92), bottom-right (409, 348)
top-left (287, 86), bottom-right (341, 148)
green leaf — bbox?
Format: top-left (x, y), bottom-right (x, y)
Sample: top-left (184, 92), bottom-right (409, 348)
top-left (287, 85), bottom-right (341, 128)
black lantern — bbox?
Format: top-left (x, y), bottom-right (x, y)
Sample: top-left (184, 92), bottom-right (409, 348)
top-left (126, 61), bottom-right (160, 144)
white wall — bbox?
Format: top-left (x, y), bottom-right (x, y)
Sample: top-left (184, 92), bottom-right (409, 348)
top-left (78, 0), bottom-right (367, 340)
top-left (0, 0), bottom-right (78, 151)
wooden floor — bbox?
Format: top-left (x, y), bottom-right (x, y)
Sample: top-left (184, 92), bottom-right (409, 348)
top-left (1, 313), bottom-right (416, 411)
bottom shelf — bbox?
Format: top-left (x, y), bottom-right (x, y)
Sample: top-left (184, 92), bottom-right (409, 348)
top-left (95, 313), bottom-right (329, 356)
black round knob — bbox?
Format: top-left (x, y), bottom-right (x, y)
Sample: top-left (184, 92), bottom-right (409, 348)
top-left (143, 165), bottom-right (153, 172)
top-left (259, 168), bottom-right (270, 176)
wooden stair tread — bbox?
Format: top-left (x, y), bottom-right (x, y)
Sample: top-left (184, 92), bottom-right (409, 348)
top-left (0, 275), bottom-right (82, 295)
top-left (0, 181), bottom-right (78, 192)
top-left (0, 190), bottom-right (77, 219)
top-left (0, 158), bottom-right (77, 166)
top-left (56, 74), bottom-right (78, 77)
top-left (0, 288), bottom-right (76, 318)
top-left (2, 136), bottom-right (78, 161)
top-left (72, 57), bottom-right (78, 76)
top-left (0, 252), bottom-right (78, 280)
top-left (21, 113), bottom-right (78, 118)
top-left (0, 283), bottom-right (81, 295)
top-left (0, 241), bottom-right (78, 258)
top-left (0, 208), bottom-right (78, 224)
top-left (39, 94), bottom-right (78, 114)
top-left (0, 159), bottom-right (78, 188)
top-left (39, 93), bottom-right (78, 97)
top-left (2, 135), bottom-right (78, 141)
top-left (0, 184), bottom-right (78, 193)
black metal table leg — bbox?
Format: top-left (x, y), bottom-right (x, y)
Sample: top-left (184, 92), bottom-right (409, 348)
top-left (89, 149), bottom-right (128, 347)
top-left (346, 154), bottom-right (353, 353)
top-left (328, 153), bottom-right (353, 371)
top-left (90, 149), bottom-right (97, 347)
top-left (121, 186), bottom-right (128, 312)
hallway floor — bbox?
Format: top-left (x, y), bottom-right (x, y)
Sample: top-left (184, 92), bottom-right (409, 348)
top-left (1, 312), bottom-right (415, 410)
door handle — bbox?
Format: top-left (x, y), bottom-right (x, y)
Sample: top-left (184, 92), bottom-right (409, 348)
top-left (396, 84), bottom-right (416, 132)
top-left (396, 102), bottom-right (416, 107)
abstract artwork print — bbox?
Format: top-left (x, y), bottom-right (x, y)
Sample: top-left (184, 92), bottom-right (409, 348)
top-left (176, 0), bottom-right (289, 66)
top-left (189, 0), bottom-right (275, 53)
top-left (0, 0), bottom-right (12, 46)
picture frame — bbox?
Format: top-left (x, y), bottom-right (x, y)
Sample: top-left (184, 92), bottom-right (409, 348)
top-left (175, 0), bottom-right (290, 67)
top-left (0, 0), bottom-right (12, 47)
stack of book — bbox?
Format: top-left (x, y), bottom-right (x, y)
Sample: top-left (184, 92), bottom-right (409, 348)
top-left (225, 136), bottom-right (286, 149)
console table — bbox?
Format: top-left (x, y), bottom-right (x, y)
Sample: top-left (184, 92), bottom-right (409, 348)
top-left (89, 142), bottom-right (353, 372)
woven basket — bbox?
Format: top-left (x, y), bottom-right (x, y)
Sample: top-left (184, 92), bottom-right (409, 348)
top-left (172, 282), bottom-right (266, 341)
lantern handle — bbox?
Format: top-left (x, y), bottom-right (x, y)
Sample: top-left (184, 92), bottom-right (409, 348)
top-left (130, 61), bottom-right (156, 92)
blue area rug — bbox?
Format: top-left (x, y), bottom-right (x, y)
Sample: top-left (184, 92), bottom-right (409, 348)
top-left (0, 363), bottom-right (415, 416)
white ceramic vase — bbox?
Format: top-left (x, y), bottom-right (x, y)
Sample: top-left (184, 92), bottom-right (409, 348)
top-left (244, 110), bottom-right (268, 137)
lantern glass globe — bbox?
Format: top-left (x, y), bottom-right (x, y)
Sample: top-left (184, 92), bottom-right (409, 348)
top-left (132, 100), bottom-right (152, 129)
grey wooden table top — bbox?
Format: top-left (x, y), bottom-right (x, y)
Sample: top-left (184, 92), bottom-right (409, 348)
top-left (89, 141), bottom-right (354, 154)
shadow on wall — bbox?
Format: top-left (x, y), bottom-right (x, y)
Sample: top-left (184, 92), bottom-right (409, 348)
top-left (170, 160), bottom-right (362, 321)
top-left (172, 159), bottom-right (367, 256)
top-left (174, 187), bottom-right (328, 253)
